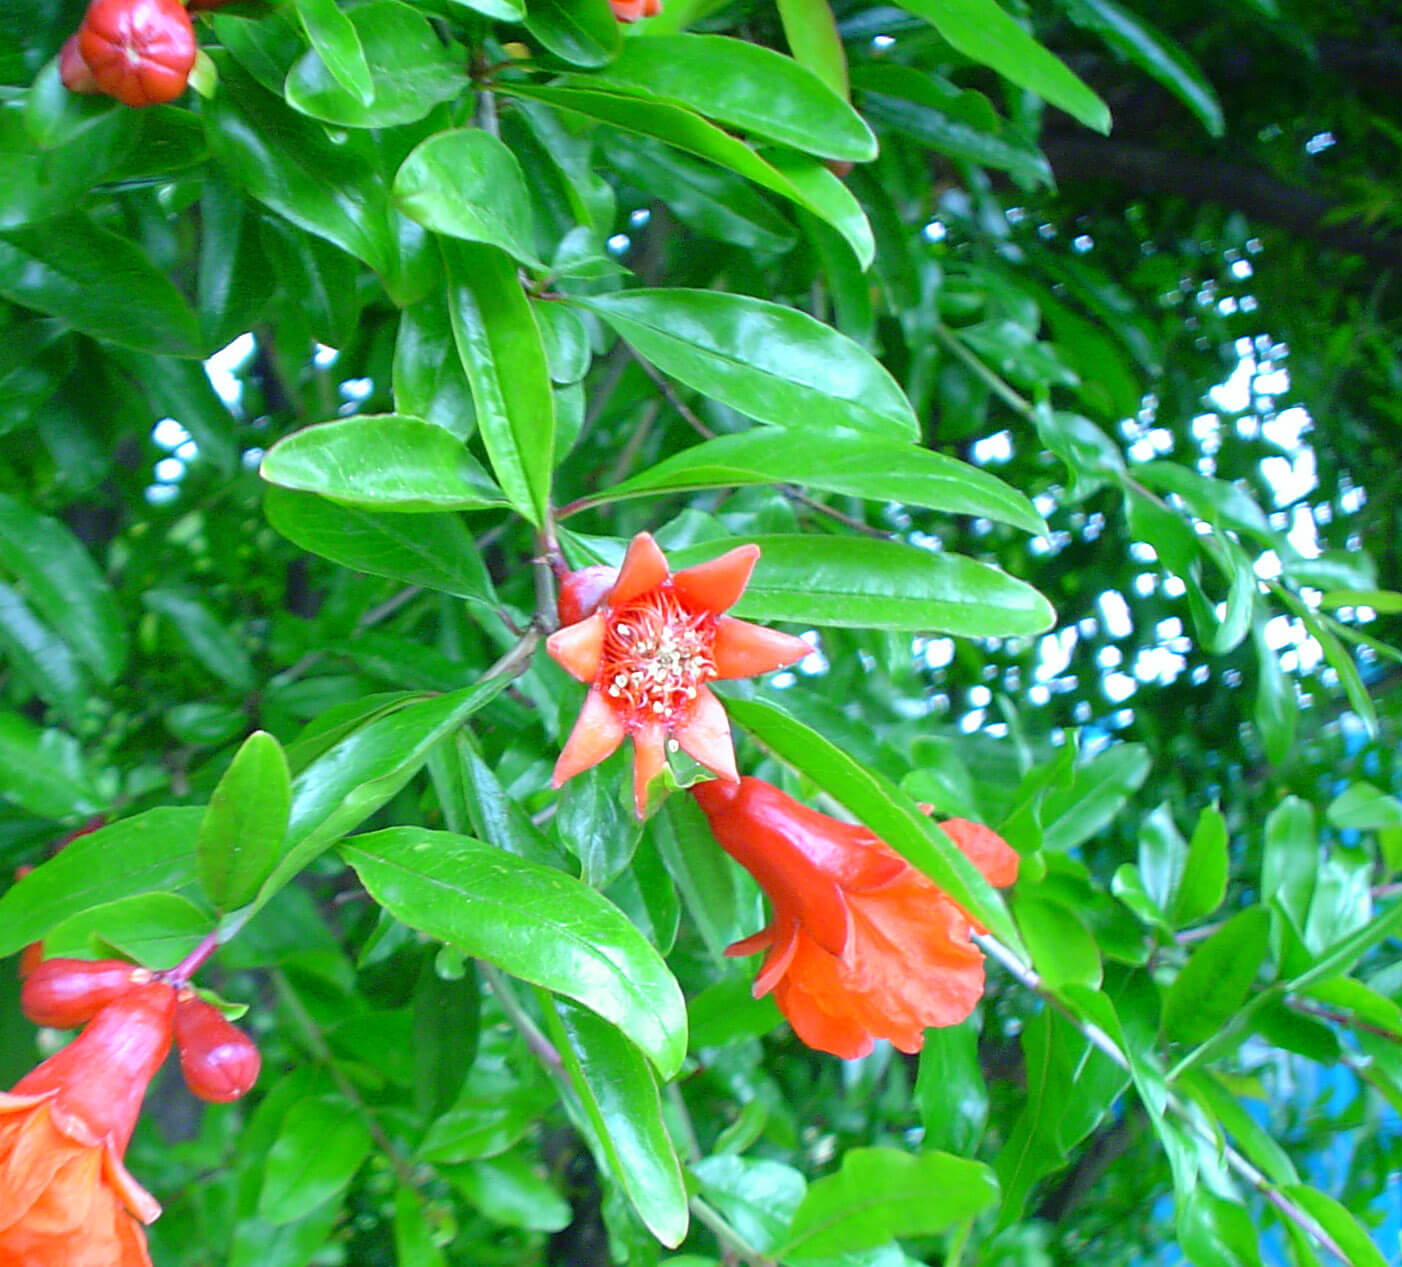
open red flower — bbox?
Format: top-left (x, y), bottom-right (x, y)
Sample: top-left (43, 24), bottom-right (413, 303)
top-left (548, 533), bottom-right (809, 818)
top-left (691, 777), bottom-right (1019, 1059)
top-left (608, 0), bottom-right (661, 20)
top-left (0, 980), bottom-right (175, 1266)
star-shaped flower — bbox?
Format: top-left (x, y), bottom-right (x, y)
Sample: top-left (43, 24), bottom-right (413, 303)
top-left (548, 533), bottom-right (810, 817)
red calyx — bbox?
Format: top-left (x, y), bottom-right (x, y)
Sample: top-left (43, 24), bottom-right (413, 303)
top-left (59, 34), bottom-right (101, 94)
top-left (78, 0), bottom-right (197, 108)
top-left (21, 957), bottom-right (150, 1030)
top-left (174, 993), bottom-right (261, 1103)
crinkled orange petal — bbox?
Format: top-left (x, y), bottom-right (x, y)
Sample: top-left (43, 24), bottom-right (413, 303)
top-left (750, 919), bottom-right (800, 998)
top-left (610, 533), bottom-right (669, 607)
top-left (671, 544), bottom-right (759, 615)
top-left (553, 689), bottom-right (625, 786)
top-left (546, 612), bottom-right (606, 683)
top-left (630, 722), bottom-right (667, 818)
top-left (711, 616), bottom-right (810, 679)
top-left (939, 819), bottom-right (1020, 887)
top-left (773, 966), bottom-right (876, 1060)
top-left (673, 686), bottom-right (738, 783)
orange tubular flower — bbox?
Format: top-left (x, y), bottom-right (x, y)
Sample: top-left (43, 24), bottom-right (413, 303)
top-left (0, 980), bottom-right (176, 1266)
top-left (548, 533), bottom-right (810, 818)
top-left (691, 777), bottom-right (1019, 1060)
top-left (608, 0), bottom-right (661, 20)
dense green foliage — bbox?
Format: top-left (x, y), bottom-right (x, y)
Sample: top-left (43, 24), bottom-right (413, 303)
top-left (1, 0), bottom-right (1400, 1263)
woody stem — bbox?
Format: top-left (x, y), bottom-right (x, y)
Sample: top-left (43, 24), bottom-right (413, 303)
top-left (161, 930), bottom-right (221, 985)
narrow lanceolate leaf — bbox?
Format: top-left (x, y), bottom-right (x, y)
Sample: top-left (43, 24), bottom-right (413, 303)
top-left (0, 714), bottom-right (102, 820)
top-left (0, 808), bottom-right (204, 956)
top-left (587, 430), bottom-right (1045, 535)
top-left (522, 0), bottom-right (620, 69)
top-left (264, 486), bottom-right (496, 604)
top-left (726, 696), bottom-right (1022, 950)
top-left (394, 131), bottom-right (547, 271)
top-left (143, 589), bottom-right (255, 692)
top-left (1161, 906), bottom-right (1269, 1045)
top-left (293, 0), bottom-right (375, 106)
top-left (776, 1148), bottom-right (999, 1260)
top-left (543, 998), bottom-right (689, 1246)
top-left (899, 0), bottom-right (1111, 134)
top-left (587, 35), bottom-right (875, 161)
top-left (262, 415), bottom-right (505, 512)
top-left (44, 893), bottom-right (211, 969)
top-left (1060, 0), bottom-right (1223, 136)
top-left (343, 829), bottom-right (687, 1078)
top-left (442, 240), bottom-right (554, 526)
top-left (577, 290), bottom-right (916, 440)
top-left (259, 1094), bottom-right (375, 1225)
top-left (0, 581), bottom-right (89, 721)
top-left (776, 0), bottom-right (849, 98)
top-left (196, 731), bottom-right (291, 912)
top-left (669, 534), bottom-right (1054, 638)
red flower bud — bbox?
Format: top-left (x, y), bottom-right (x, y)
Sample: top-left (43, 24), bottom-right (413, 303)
top-left (556, 564), bottom-right (620, 626)
top-left (609, 0), bottom-right (661, 19)
top-left (59, 33), bottom-right (101, 94)
top-left (21, 958), bottom-right (152, 1030)
top-left (78, 0), bottom-right (197, 108)
top-left (174, 993), bottom-right (260, 1103)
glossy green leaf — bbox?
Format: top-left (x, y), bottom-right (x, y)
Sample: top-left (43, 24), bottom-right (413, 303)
top-left (1279, 1186), bottom-right (1388, 1267)
top-left (262, 415), bottom-right (505, 512)
top-left (556, 761), bottom-right (643, 890)
top-left (916, 1020), bottom-right (989, 1154)
top-left (691, 1155), bottom-right (805, 1253)
top-left (1261, 796), bottom-right (1317, 934)
top-left (1161, 906), bottom-right (1269, 1045)
top-left (775, 0), bottom-right (848, 97)
top-left (587, 429), bottom-right (1044, 534)
top-left (1172, 805), bottom-right (1229, 927)
top-left (776, 1147), bottom-right (999, 1260)
top-left (0, 713), bottom-right (101, 820)
top-left (0, 580), bottom-right (88, 722)
top-left (1039, 743), bottom-right (1151, 852)
top-left (590, 36), bottom-right (875, 161)
top-left (544, 997), bottom-right (689, 1246)
top-left (393, 1186), bottom-right (447, 1267)
top-left (286, 2), bottom-right (462, 127)
top-left (143, 589), bottom-right (255, 692)
top-left (725, 695), bottom-right (1021, 949)
top-left (760, 149), bottom-right (875, 268)
top-left (444, 0), bottom-right (523, 19)
top-left (293, 0), bottom-right (375, 106)
top-left (577, 290), bottom-right (916, 439)
top-left (1252, 619), bottom-right (1295, 766)
top-left (197, 731), bottom-right (292, 913)
top-left (1016, 892), bottom-right (1102, 988)
top-left (394, 130), bottom-right (545, 270)
top-left (1326, 782), bottom-right (1402, 831)
top-left (1138, 803), bottom-right (1188, 916)
top-left (900, 0), bottom-right (1110, 133)
top-left (0, 808), bottom-right (203, 956)
top-left (0, 494), bottom-right (126, 682)
top-left (43, 892), bottom-right (211, 969)
top-left (393, 294), bottom-right (476, 438)
top-left (442, 240), bottom-right (554, 526)
top-left (446, 1152), bottom-right (572, 1232)
top-left (264, 486), bottom-right (496, 603)
top-left (0, 217), bottom-right (200, 357)
top-left (654, 796), bottom-right (754, 965)
top-left (259, 1093), bottom-right (374, 1224)
top-left (523, 0), bottom-right (621, 68)
top-left (344, 828), bottom-right (687, 1077)
top-left (669, 534), bottom-right (1053, 637)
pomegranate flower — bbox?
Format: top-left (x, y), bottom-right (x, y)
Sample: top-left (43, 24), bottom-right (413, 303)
top-left (548, 533), bottom-right (810, 818)
top-left (0, 980), bottom-right (176, 1265)
top-left (609, 0), bottom-right (662, 20)
top-left (691, 777), bottom-right (1019, 1059)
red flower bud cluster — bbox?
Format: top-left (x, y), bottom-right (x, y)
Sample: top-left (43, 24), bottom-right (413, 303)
top-left (60, 0), bottom-right (198, 107)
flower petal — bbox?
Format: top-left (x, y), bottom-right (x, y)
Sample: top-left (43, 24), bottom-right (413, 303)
top-left (939, 819), bottom-right (1020, 887)
top-left (673, 687), bottom-right (738, 783)
top-left (103, 1146), bottom-right (161, 1225)
top-left (711, 616), bottom-right (810, 679)
top-left (750, 919), bottom-right (800, 998)
top-left (609, 533), bottom-right (669, 608)
top-left (630, 722), bottom-right (668, 818)
top-left (546, 612), bottom-right (606, 683)
top-left (671, 544), bottom-right (759, 614)
top-left (553, 689), bottom-right (625, 787)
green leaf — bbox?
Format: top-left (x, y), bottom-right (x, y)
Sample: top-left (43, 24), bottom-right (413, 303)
top-left (1161, 906), bottom-right (1269, 1045)
top-left (1172, 805), bottom-right (1229, 927)
top-left (0, 581), bottom-right (88, 722)
top-left (899, 0), bottom-right (1111, 133)
top-left (1138, 803), bottom-right (1187, 915)
top-left (343, 828), bottom-right (687, 1077)
top-left (588, 428), bottom-right (1044, 534)
top-left (1252, 619), bottom-right (1295, 766)
top-left (259, 1093), bottom-right (374, 1224)
top-left (394, 130), bottom-right (547, 270)
top-left (523, 0), bottom-right (621, 68)
top-left (691, 1155), bottom-right (805, 1253)
top-left (143, 589), bottom-right (255, 692)
top-left (262, 415), bottom-right (505, 512)
top-left (725, 695), bottom-right (1021, 949)
top-left (577, 290), bottom-right (916, 439)
top-left (0, 217), bottom-right (201, 358)
top-left (43, 892), bottom-right (211, 970)
top-left (776, 1147), bottom-right (999, 1260)
top-left (775, 0), bottom-right (848, 97)
top-left (590, 36), bottom-right (876, 161)
top-left (1060, 0), bottom-right (1223, 135)
top-left (668, 534), bottom-right (1054, 638)
top-left (654, 796), bottom-right (754, 965)
top-left (196, 731), bottom-right (292, 913)
top-left (556, 761), bottom-right (643, 890)
top-left (1261, 796), bottom-right (1316, 934)
top-left (1279, 1186), bottom-right (1388, 1267)
top-left (293, 0), bottom-right (376, 106)
top-left (916, 1020), bottom-right (989, 1155)
top-left (445, 1152), bottom-right (572, 1232)
top-left (0, 713), bottom-right (101, 820)
top-left (1326, 782), bottom-right (1402, 831)
top-left (1038, 743), bottom-right (1151, 852)
top-left (393, 1186), bottom-right (447, 1267)
top-left (286, 1), bottom-right (463, 127)
top-left (543, 997), bottom-right (689, 1246)
top-left (264, 486), bottom-right (496, 603)
top-left (442, 241), bottom-right (555, 526)
top-left (393, 293), bottom-right (476, 439)
top-left (0, 807), bottom-right (203, 956)
top-left (1016, 892), bottom-right (1102, 988)
top-left (0, 494), bottom-right (126, 682)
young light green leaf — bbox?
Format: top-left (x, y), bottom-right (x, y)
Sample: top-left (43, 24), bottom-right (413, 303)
top-left (259, 1093), bottom-right (374, 1224)
top-left (43, 892), bottom-right (211, 969)
top-left (776, 0), bottom-right (848, 97)
top-left (196, 731), bottom-right (291, 912)
top-left (1161, 906), bottom-right (1269, 1045)
top-left (1015, 892), bottom-right (1102, 989)
top-left (343, 829), bottom-right (687, 1077)
top-left (0, 714), bottom-right (102, 820)
top-left (1172, 805), bottom-right (1229, 927)
top-left (1326, 782), bottom-right (1402, 831)
top-left (262, 415), bottom-right (505, 512)
top-left (292, 0), bottom-right (375, 106)
top-left (1261, 796), bottom-right (1317, 934)
top-left (1038, 743), bottom-right (1151, 852)
top-left (691, 1155), bottom-right (805, 1253)
top-left (523, 0), bottom-right (621, 68)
